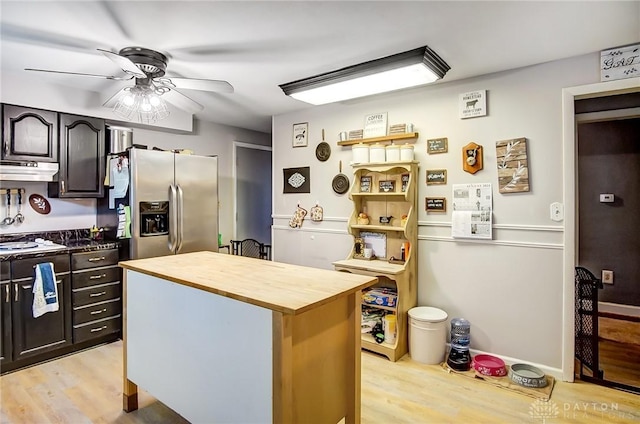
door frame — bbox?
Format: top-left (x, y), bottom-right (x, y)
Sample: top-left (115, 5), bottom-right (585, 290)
top-left (232, 141), bottom-right (273, 241)
top-left (561, 77), bottom-right (640, 382)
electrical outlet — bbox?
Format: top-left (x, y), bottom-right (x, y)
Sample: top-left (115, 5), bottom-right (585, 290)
top-left (602, 270), bottom-right (614, 284)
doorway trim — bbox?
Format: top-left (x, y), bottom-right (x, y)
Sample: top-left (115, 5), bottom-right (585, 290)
top-left (232, 141), bottom-right (273, 240)
top-left (561, 77), bottom-right (640, 382)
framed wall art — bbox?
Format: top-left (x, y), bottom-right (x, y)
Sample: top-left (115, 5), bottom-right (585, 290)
top-left (379, 180), bottom-right (395, 193)
top-left (496, 137), bottom-right (530, 193)
top-left (426, 169), bottom-right (447, 185)
top-left (292, 122), bottom-right (308, 147)
top-left (426, 197), bottom-right (446, 212)
top-left (283, 167), bottom-right (310, 193)
top-left (360, 175), bottom-right (372, 193)
top-left (401, 173), bottom-right (410, 192)
top-left (427, 137), bottom-right (448, 154)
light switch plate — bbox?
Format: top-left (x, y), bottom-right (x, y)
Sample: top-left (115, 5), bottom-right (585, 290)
top-left (602, 270), bottom-right (614, 284)
top-left (600, 193), bottom-right (614, 203)
top-left (550, 202), bottom-right (564, 222)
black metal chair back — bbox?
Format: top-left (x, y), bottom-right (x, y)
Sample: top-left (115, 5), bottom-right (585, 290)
top-left (230, 238), bottom-right (271, 260)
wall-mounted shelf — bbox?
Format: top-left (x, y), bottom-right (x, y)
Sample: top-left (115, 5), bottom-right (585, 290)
top-left (337, 132), bottom-right (419, 146)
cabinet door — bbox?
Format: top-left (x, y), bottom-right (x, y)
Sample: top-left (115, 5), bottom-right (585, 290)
top-left (11, 273), bottom-right (72, 361)
top-left (50, 114), bottom-right (105, 198)
top-left (2, 104), bottom-right (58, 162)
top-left (0, 280), bottom-right (11, 368)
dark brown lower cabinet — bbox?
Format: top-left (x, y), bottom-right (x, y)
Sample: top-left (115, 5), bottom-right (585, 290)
top-left (1, 262), bottom-right (11, 368)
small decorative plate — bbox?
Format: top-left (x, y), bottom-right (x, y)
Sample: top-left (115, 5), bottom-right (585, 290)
top-left (29, 194), bottom-right (51, 215)
top-left (315, 142), bottom-right (331, 162)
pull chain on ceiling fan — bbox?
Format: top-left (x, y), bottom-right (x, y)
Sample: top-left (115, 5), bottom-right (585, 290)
top-left (25, 46), bottom-right (234, 124)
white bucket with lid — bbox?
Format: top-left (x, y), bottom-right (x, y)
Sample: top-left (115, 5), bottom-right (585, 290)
top-left (385, 144), bottom-right (400, 162)
top-left (369, 144), bottom-right (386, 162)
top-left (352, 143), bottom-right (369, 164)
top-left (408, 306), bottom-right (448, 364)
top-left (400, 144), bottom-right (414, 161)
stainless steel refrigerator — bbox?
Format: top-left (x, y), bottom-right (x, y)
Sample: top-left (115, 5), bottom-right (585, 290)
top-left (128, 149), bottom-right (218, 259)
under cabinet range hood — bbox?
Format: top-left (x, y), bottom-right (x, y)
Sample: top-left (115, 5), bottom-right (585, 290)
top-left (0, 160), bottom-right (59, 182)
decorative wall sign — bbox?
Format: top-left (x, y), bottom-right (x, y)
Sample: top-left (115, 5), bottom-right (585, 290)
top-left (426, 169), bottom-right (447, 185)
top-left (283, 167), bottom-right (310, 193)
top-left (600, 43), bottom-right (640, 81)
top-left (378, 180), bottom-right (395, 193)
top-left (363, 112), bottom-right (388, 138)
top-left (462, 142), bottom-right (483, 174)
top-left (401, 174), bottom-right (410, 192)
top-left (426, 197), bottom-right (446, 212)
top-left (427, 137), bottom-right (448, 154)
top-left (496, 137), bottom-right (530, 193)
top-left (459, 90), bottom-right (487, 119)
top-left (353, 237), bottom-right (365, 259)
top-left (29, 194), bottom-right (51, 215)
top-left (360, 175), bottom-right (372, 193)
top-left (292, 122), bottom-right (308, 147)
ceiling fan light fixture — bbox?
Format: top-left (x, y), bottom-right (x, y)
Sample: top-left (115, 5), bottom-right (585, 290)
top-left (279, 46), bottom-right (450, 105)
top-left (113, 85), bottom-right (170, 124)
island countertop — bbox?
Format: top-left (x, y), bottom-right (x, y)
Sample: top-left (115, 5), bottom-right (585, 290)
top-left (119, 251), bottom-right (377, 315)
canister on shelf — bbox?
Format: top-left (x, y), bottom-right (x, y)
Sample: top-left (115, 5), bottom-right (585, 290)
top-left (385, 144), bottom-right (400, 162)
top-left (400, 144), bottom-right (414, 161)
top-left (352, 143), bottom-right (370, 164)
top-left (369, 144), bottom-right (386, 162)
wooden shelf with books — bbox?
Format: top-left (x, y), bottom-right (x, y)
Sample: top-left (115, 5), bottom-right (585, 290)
top-left (333, 161), bottom-right (418, 362)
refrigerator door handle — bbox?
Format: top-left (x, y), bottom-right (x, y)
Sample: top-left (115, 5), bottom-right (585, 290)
top-left (168, 185), bottom-right (178, 253)
top-left (176, 184), bottom-right (184, 253)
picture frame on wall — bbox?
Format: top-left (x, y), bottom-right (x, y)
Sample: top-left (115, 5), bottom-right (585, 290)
top-left (427, 137), bottom-right (448, 154)
top-left (292, 122), bottom-right (308, 147)
top-left (426, 169), bottom-right (447, 185)
top-left (426, 197), bottom-right (446, 212)
top-left (360, 176), bottom-right (372, 193)
top-left (379, 180), bottom-right (395, 193)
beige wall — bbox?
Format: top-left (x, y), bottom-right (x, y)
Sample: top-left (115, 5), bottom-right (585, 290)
top-left (271, 52), bottom-right (606, 374)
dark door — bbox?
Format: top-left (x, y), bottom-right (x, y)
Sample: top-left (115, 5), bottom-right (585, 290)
top-left (1, 104), bottom-right (58, 162)
top-left (0, 277), bottom-right (11, 368)
top-left (49, 113), bottom-right (105, 197)
top-left (11, 273), bottom-right (72, 361)
top-left (236, 144), bottom-right (272, 244)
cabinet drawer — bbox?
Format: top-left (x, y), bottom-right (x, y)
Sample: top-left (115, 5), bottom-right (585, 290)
top-left (72, 266), bottom-right (120, 289)
top-left (73, 299), bottom-right (121, 326)
top-left (12, 254), bottom-right (70, 279)
top-left (1, 261), bottom-right (9, 282)
top-left (71, 249), bottom-right (119, 270)
top-left (73, 316), bottom-right (121, 344)
top-left (73, 282), bottom-right (120, 307)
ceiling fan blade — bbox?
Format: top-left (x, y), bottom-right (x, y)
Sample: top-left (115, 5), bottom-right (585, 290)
top-left (166, 77), bottom-right (234, 94)
top-left (0, 23), bottom-right (106, 52)
top-left (162, 89), bottom-right (204, 114)
top-left (97, 48), bottom-right (146, 78)
top-left (24, 68), bottom-right (134, 81)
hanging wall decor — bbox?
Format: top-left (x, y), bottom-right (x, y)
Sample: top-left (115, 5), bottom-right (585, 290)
top-left (496, 137), bottom-right (530, 193)
top-left (427, 137), bottom-right (448, 154)
top-left (288, 204), bottom-right (308, 228)
top-left (459, 90), bottom-right (487, 119)
top-left (292, 122), bottom-right (308, 147)
top-left (462, 142), bottom-right (483, 174)
top-left (283, 167), bottom-right (311, 193)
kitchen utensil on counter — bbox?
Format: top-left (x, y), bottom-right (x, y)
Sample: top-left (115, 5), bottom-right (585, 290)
top-left (14, 190), bottom-right (24, 224)
top-left (315, 129), bottom-right (331, 162)
top-left (2, 190), bottom-right (15, 226)
top-left (332, 160), bottom-right (350, 194)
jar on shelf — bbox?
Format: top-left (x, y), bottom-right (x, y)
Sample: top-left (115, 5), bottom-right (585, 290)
top-left (400, 144), bottom-right (414, 161)
top-left (352, 143), bottom-right (369, 164)
top-left (369, 144), bottom-right (386, 163)
top-left (385, 144), bottom-right (400, 162)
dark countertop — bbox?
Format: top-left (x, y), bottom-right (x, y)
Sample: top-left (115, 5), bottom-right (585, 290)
top-left (0, 230), bottom-right (120, 261)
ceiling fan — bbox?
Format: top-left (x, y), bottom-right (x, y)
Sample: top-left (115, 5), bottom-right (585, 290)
top-left (25, 46), bottom-right (234, 122)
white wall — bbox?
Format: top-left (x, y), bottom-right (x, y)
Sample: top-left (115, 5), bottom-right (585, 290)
top-left (272, 52), bottom-right (605, 374)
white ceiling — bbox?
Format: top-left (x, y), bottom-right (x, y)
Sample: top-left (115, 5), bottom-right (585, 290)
top-left (1, 1), bottom-right (638, 133)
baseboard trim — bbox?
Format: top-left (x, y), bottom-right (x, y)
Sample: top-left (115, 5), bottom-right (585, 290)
top-left (598, 302), bottom-right (640, 319)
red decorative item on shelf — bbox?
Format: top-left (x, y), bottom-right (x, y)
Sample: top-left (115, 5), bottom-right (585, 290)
top-left (472, 354), bottom-right (507, 377)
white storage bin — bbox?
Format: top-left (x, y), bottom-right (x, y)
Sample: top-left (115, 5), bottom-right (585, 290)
top-left (408, 306), bottom-right (448, 364)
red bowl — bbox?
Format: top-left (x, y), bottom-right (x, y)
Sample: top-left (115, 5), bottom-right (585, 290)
top-left (473, 354), bottom-right (507, 377)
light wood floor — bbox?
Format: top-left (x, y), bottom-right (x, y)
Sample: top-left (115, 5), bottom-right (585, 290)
top-left (598, 315), bottom-right (640, 389)
top-left (2, 341), bottom-right (640, 423)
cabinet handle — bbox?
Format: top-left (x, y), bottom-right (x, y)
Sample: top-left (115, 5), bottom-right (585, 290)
top-left (89, 291), bottom-right (107, 297)
top-left (5, 285), bottom-right (9, 303)
top-left (14, 284), bottom-right (18, 302)
top-left (88, 257), bottom-right (106, 262)
top-left (90, 325), bottom-right (108, 333)
top-left (61, 180), bottom-right (65, 194)
top-left (90, 308), bottom-right (107, 315)
top-left (3, 141), bottom-right (7, 156)
top-left (89, 273), bottom-right (107, 280)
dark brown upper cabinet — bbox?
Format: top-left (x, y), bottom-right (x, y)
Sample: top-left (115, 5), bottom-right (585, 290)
top-left (48, 113), bottom-right (105, 198)
top-left (2, 104), bottom-right (58, 162)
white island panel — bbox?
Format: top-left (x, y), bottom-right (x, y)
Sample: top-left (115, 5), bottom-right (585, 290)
top-left (126, 270), bottom-right (273, 423)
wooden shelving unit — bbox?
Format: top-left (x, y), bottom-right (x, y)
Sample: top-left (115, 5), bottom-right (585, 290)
top-left (337, 132), bottom-right (419, 146)
top-left (333, 161), bottom-right (418, 361)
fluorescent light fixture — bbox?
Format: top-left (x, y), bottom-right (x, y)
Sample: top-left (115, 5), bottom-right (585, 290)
top-left (279, 46), bottom-right (450, 105)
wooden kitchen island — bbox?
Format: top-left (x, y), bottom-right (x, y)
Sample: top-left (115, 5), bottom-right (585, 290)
top-left (119, 251), bottom-right (377, 424)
